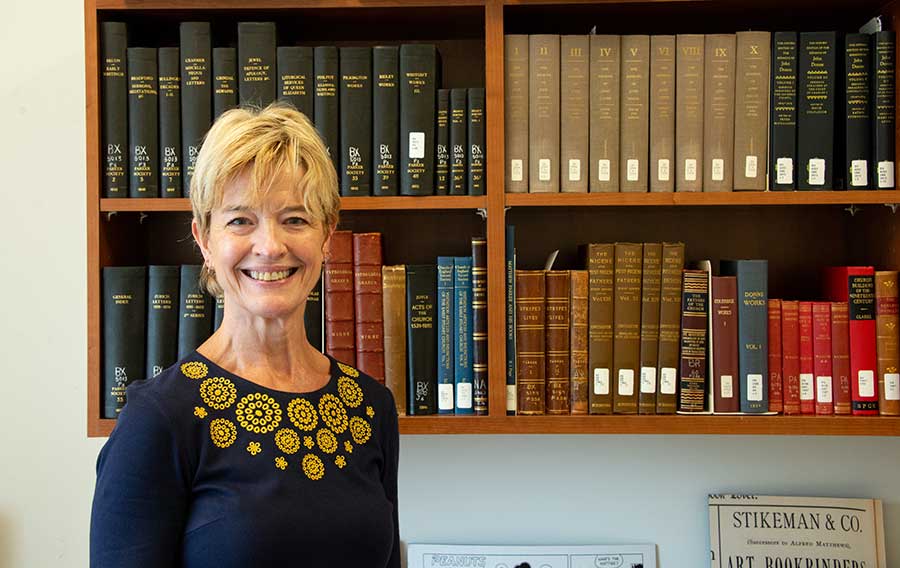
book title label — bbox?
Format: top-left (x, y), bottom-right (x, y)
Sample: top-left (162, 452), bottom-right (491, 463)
top-left (776, 158), bottom-right (793, 185)
top-left (409, 132), bottom-right (425, 159)
top-left (712, 159), bottom-right (724, 182)
top-left (807, 158), bottom-right (826, 185)
top-left (626, 159), bottom-right (639, 182)
top-left (720, 375), bottom-right (733, 398)
top-left (800, 374), bottom-right (814, 400)
top-left (747, 374), bottom-right (763, 401)
top-left (850, 160), bottom-right (868, 187)
top-left (618, 369), bottom-right (634, 396)
top-left (745, 155), bottom-right (758, 179)
top-left (510, 159), bottom-right (523, 182)
top-left (657, 159), bottom-right (670, 182)
top-left (858, 370), bottom-right (875, 397)
top-left (594, 368), bottom-right (610, 395)
top-left (684, 159), bottom-right (697, 181)
top-left (660, 367), bottom-right (677, 394)
top-left (569, 159), bottom-right (581, 182)
top-left (598, 159), bottom-right (611, 182)
top-left (816, 376), bottom-right (833, 403)
top-left (878, 161), bottom-right (894, 188)
top-left (539, 159), bottom-right (551, 181)
top-left (640, 367), bottom-right (656, 393)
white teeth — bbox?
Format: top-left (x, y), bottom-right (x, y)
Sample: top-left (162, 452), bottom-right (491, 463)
top-left (248, 270), bottom-right (292, 282)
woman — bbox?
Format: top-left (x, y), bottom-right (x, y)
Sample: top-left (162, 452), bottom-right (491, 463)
top-left (90, 104), bottom-right (400, 567)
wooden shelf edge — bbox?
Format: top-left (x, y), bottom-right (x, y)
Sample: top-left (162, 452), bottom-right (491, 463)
top-left (99, 196), bottom-right (487, 213)
top-left (95, 0), bottom-right (485, 10)
top-left (506, 190), bottom-right (900, 207)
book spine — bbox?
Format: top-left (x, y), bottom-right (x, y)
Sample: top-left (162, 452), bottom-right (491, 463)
top-left (560, 35), bottom-right (589, 193)
top-left (676, 35), bottom-right (705, 192)
top-left (619, 36), bottom-right (650, 193)
top-left (875, 271), bottom-right (900, 415)
top-left (180, 22), bottom-right (212, 194)
top-left (177, 264), bottom-right (212, 359)
top-left (436, 257), bottom-right (455, 414)
top-left (678, 269), bottom-right (709, 412)
top-left (638, 243), bottom-right (662, 414)
top-left (238, 22), bottom-right (276, 108)
top-left (831, 301), bottom-right (852, 415)
top-left (569, 270), bottom-right (589, 414)
top-left (545, 271), bottom-right (571, 414)
top-left (506, 225), bottom-right (517, 414)
top-left (373, 46), bottom-right (400, 196)
top-left (103, 266), bottom-right (147, 418)
top-left (649, 35), bottom-right (675, 193)
top-left (589, 35), bottom-right (621, 193)
top-left (277, 46), bottom-right (314, 119)
top-left (781, 300), bottom-right (801, 414)
top-left (406, 264), bottom-right (437, 415)
top-left (703, 34), bottom-right (736, 193)
top-left (382, 265), bottom-right (407, 416)
top-left (145, 265), bottom-right (179, 380)
top-left (213, 295), bottom-right (224, 331)
top-left (400, 44), bottom-right (437, 196)
top-left (872, 31), bottom-right (896, 189)
top-left (436, 89), bottom-right (450, 195)
top-left (467, 88), bottom-right (486, 196)
top-left (770, 32), bottom-right (798, 190)
top-left (353, 233), bottom-right (384, 383)
top-left (721, 259), bottom-right (769, 413)
top-left (844, 34), bottom-right (872, 189)
top-left (797, 32), bottom-right (836, 190)
top-left (471, 236), bottom-right (488, 415)
top-left (213, 47), bottom-right (237, 120)
top-left (453, 257), bottom-right (474, 414)
top-left (324, 230), bottom-right (355, 365)
top-left (813, 301), bottom-right (834, 415)
top-left (158, 47), bottom-right (182, 198)
top-left (767, 299), bottom-right (784, 413)
top-left (799, 301), bottom-right (815, 414)
top-left (505, 35), bottom-right (529, 193)
top-left (656, 242), bottom-right (685, 413)
top-left (529, 35), bottom-right (561, 193)
top-left (613, 243), bottom-right (642, 413)
top-left (314, 46), bottom-right (340, 172)
top-left (449, 88), bottom-right (468, 195)
top-left (304, 276), bottom-right (323, 351)
top-left (127, 47), bottom-right (159, 198)
top-left (340, 47), bottom-right (373, 197)
top-left (101, 22), bottom-right (128, 198)
top-left (587, 243), bottom-right (615, 413)
top-left (516, 270), bottom-right (546, 414)
top-left (712, 276), bottom-right (739, 413)
top-left (733, 31), bottom-right (770, 191)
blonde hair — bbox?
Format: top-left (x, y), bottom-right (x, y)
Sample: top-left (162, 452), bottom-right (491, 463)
top-left (190, 103), bottom-right (340, 296)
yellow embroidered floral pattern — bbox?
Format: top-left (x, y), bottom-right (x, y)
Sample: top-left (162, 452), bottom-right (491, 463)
top-left (194, 406), bottom-right (208, 419)
top-left (318, 394), bottom-right (348, 434)
top-left (302, 454), bottom-right (325, 480)
top-left (336, 362), bottom-right (359, 378)
top-left (287, 398), bottom-right (318, 432)
top-left (303, 436), bottom-right (314, 449)
top-left (316, 428), bottom-right (338, 454)
top-left (210, 418), bottom-right (237, 448)
top-left (349, 416), bottom-right (372, 444)
top-left (236, 393), bottom-right (283, 434)
top-left (338, 376), bottom-right (364, 408)
top-left (200, 377), bottom-right (237, 410)
top-left (335, 455), bottom-right (347, 469)
top-left (344, 441), bottom-right (353, 454)
top-left (274, 428), bottom-right (301, 455)
top-left (247, 441), bottom-right (262, 456)
top-left (275, 456), bottom-right (287, 470)
top-left (366, 405), bottom-right (375, 418)
top-left (181, 361), bottom-right (208, 380)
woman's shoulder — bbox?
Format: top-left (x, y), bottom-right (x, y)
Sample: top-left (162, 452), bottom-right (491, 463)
top-left (329, 357), bottom-right (398, 418)
top-left (123, 353), bottom-right (214, 421)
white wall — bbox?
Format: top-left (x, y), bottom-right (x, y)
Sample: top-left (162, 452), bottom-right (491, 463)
top-left (1, 2), bottom-right (896, 567)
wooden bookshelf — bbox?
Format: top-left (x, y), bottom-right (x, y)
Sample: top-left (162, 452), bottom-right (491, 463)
top-left (506, 190), bottom-right (900, 207)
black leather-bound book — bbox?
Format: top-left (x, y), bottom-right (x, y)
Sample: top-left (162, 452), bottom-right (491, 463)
top-left (872, 31), bottom-right (896, 189)
top-left (128, 47), bottom-right (158, 198)
top-left (305, 276), bottom-right (323, 351)
top-left (449, 88), bottom-right (467, 195)
top-left (770, 31), bottom-right (798, 190)
top-left (467, 88), bottom-right (486, 196)
top-left (277, 46), bottom-right (314, 120)
top-left (400, 44), bottom-right (438, 195)
top-left (238, 22), bottom-right (276, 108)
top-left (314, 46), bottom-right (339, 172)
top-left (406, 264), bottom-right (437, 415)
top-left (373, 46), bottom-right (400, 196)
top-left (339, 47), bottom-right (372, 196)
top-left (159, 47), bottom-right (182, 198)
top-left (103, 266), bottom-right (146, 418)
top-left (213, 47), bottom-right (237, 120)
top-left (471, 236), bottom-right (488, 414)
top-left (101, 22), bottom-right (128, 198)
top-left (213, 295), bottom-right (224, 331)
top-left (145, 265), bottom-right (179, 379)
top-left (844, 34), bottom-right (872, 190)
top-left (177, 265), bottom-right (213, 358)
top-left (436, 89), bottom-right (450, 195)
top-left (797, 32), bottom-right (836, 190)
top-left (180, 22), bottom-right (211, 195)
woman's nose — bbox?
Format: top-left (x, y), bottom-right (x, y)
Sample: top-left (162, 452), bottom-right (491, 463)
top-left (253, 222), bottom-right (287, 258)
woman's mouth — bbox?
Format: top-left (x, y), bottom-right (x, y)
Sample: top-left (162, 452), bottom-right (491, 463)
top-left (241, 268), bottom-right (299, 282)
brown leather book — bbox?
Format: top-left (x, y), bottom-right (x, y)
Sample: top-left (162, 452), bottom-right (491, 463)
top-left (650, 35), bottom-right (676, 193)
top-left (702, 34), bottom-right (736, 192)
top-left (781, 300), bottom-right (801, 415)
top-left (875, 271), bottom-right (900, 415)
top-left (620, 35), bottom-right (650, 193)
top-left (504, 34), bottom-right (529, 193)
top-left (676, 34), bottom-right (705, 192)
top-left (656, 242), bottom-right (685, 414)
top-left (569, 270), bottom-right (589, 414)
top-left (529, 34), bottom-right (560, 193)
top-left (325, 230), bottom-right (355, 365)
top-left (471, 236), bottom-right (488, 415)
top-left (711, 276), bottom-right (739, 413)
top-left (613, 242), bottom-right (642, 413)
top-left (516, 270), bottom-right (546, 414)
top-left (545, 270), bottom-right (571, 414)
top-left (353, 233), bottom-right (384, 382)
top-left (382, 265), bottom-right (406, 415)
top-left (561, 35), bottom-right (589, 193)
top-left (733, 31), bottom-right (771, 191)
top-left (586, 243), bottom-right (615, 413)
top-left (638, 243), bottom-right (662, 414)
top-left (831, 301), bottom-right (852, 415)
top-left (589, 35), bottom-right (621, 193)
top-left (768, 299), bottom-right (784, 413)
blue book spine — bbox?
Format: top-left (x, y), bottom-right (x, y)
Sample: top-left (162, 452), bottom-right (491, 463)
top-left (506, 225), bottom-right (516, 415)
top-left (436, 257), bottom-right (456, 414)
top-left (454, 256), bottom-right (474, 414)
top-left (721, 259), bottom-right (769, 413)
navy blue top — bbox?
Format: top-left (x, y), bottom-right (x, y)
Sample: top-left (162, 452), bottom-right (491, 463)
top-left (90, 352), bottom-right (400, 568)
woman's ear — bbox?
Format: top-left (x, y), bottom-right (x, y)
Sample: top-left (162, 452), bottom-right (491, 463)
top-left (191, 218), bottom-right (211, 265)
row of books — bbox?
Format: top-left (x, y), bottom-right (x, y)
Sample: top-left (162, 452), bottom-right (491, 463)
top-left (504, 30), bottom-right (897, 194)
top-left (101, 21), bottom-right (484, 200)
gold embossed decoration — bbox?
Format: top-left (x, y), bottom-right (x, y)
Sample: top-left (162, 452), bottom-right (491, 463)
top-left (210, 418), bottom-right (237, 448)
top-left (316, 428), bottom-right (338, 454)
top-left (274, 428), bottom-right (301, 455)
top-left (349, 416), bottom-right (372, 444)
top-left (181, 361), bottom-right (209, 380)
top-left (302, 454), bottom-right (325, 480)
top-left (287, 398), bottom-right (318, 432)
top-left (235, 393), bottom-right (283, 434)
top-left (318, 393), bottom-right (348, 434)
top-left (200, 377), bottom-right (237, 410)
top-left (336, 362), bottom-right (359, 378)
top-left (337, 376), bottom-right (364, 408)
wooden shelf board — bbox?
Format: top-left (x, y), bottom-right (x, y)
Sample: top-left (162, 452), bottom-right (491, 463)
top-left (100, 196), bottom-right (487, 213)
top-left (95, 0), bottom-right (485, 9)
top-left (506, 190), bottom-right (900, 207)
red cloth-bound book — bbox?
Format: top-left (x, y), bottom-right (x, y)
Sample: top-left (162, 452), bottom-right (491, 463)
top-left (831, 302), bottom-right (852, 415)
top-left (798, 301), bottom-right (815, 414)
top-left (812, 302), bottom-right (833, 415)
top-left (768, 299), bottom-right (783, 413)
top-left (781, 300), bottom-right (801, 415)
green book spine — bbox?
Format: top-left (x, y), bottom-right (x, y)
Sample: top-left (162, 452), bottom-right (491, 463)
top-left (314, 46), bottom-right (340, 172)
top-left (177, 265), bottom-right (213, 359)
top-left (101, 22), bottom-right (128, 198)
top-left (449, 88), bottom-right (468, 195)
top-left (436, 89), bottom-right (450, 195)
top-left (238, 22), bottom-right (276, 108)
top-left (146, 265), bottom-right (180, 379)
top-left (340, 47), bottom-right (373, 196)
top-left (406, 264), bottom-right (437, 415)
top-left (213, 47), bottom-right (237, 119)
top-left (467, 88), bottom-right (486, 195)
top-left (159, 47), bottom-right (182, 198)
top-left (277, 46), bottom-right (314, 119)
top-left (373, 46), bottom-right (400, 196)
top-left (103, 266), bottom-right (146, 418)
top-left (400, 44), bottom-right (438, 196)
top-left (128, 47), bottom-right (158, 198)
top-left (180, 22), bottom-right (211, 194)
top-left (305, 276), bottom-right (323, 351)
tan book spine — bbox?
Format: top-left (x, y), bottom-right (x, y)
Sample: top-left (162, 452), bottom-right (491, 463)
top-left (561, 35), bottom-right (589, 193)
top-left (676, 34), bottom-right (705, 192)
top-left (504, 35), bottom-right (529, 193)
top-left (875, 271), bottom-right (900, 415)
top-left (613, 242), bottom-right (643, 414)
top-left (703, 34), bottom-right (736, 192)
top-left (638, 243), bottom-right (663, 414)
top-left (529, 34), bottom-right (560, 193)
top-left (733, 31), bottom-right (771, 191)
top-left (382, 265), bottom-right (407, 416)
top-left (569, 270), bottom-right (589, 414)
top-left (545, 270), bottom-right (571, 414)
top-left (619, 35), bottom-right (650, 193)
top-left (589, 35), bottom-right (621, 193)
top-left (587, 243), bottom-right (615, 414)
top-left (650, 35), bottom-right (676, 193)
top-left (656, 242), bottom-right (685, 413)
top-left (516, 270), bottom-right (546, 414)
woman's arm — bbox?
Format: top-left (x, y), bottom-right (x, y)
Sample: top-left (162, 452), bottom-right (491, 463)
top-left (381, 402), bottom-right (401, 568)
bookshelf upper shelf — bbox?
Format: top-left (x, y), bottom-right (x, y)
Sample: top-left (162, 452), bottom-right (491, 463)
top-left (94, 0), bottom-right (486, 9)
top-left (505, 190), bottom-right (900, 207)
top-left (99, 196), bottom-right (488, 212)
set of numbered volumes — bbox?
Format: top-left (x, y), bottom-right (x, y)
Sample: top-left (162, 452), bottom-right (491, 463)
top-left (505, 30), bottom-right (896, 193)
top-left (101, 21), bottom-right (485, 199)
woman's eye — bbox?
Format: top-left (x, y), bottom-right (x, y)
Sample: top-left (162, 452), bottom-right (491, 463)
top-left (227, 217), bottom-right (251, 226)
top-left (285, 217), bottom-right (309, 226)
